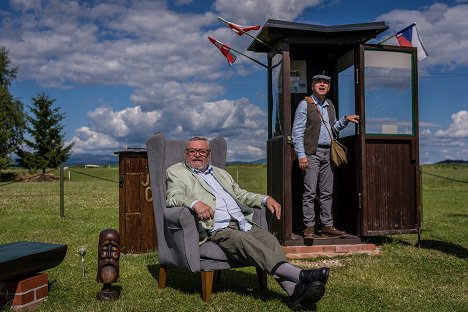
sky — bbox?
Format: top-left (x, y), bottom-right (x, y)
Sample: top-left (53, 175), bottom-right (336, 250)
top-left (1, 0), bottom-right (468, 163)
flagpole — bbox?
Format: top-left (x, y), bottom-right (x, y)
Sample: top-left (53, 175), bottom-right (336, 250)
top-left (229, 46), bottom-right (268, 68)
top-left (218, 16), bottom-right (274, 50)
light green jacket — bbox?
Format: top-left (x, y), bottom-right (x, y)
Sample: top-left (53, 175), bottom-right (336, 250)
top-left (166, 162), bottom-right (265, 243)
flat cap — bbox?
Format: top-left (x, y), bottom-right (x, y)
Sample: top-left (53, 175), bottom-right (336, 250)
top-left (312, 74), bottom-right (331, 82)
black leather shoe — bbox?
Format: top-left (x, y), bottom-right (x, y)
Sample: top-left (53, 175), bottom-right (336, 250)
top-left (288, 281), bottom-right (325, 310)
top-left (299, 267), bottom-right (330, 285)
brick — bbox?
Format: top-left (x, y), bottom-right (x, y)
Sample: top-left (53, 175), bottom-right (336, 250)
top-left (323, 245), bottom-right (337, 253)
top-left (297, 246), bottom-right (325, 253)
top-left (15, 274), bottom-right (48, 293)
top-left (361, 244), bottom-right (377, 251)
top-left (13, 298), bottom-right (45, 311)
top-left (35, 285), bottom-right (48, 300)
top-left (336, 245), bottom-right (363, 253)
top-left (11, 290), bottom-right (34, 306)
top-left (282, 246), bottom-right (297, 253)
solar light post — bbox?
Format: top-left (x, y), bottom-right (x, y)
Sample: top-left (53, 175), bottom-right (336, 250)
top-left (78, 246), bottom-right (86, 278)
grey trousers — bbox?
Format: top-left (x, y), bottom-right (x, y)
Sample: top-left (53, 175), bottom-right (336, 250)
top-left (210, 222), bottom-right (288, 274)
top-left (302, 147), bottom-right (334, 228)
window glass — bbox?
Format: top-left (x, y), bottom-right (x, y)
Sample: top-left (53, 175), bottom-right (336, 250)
top-left (271, 53), bottom-right (283, 138)
top-left (338, 50), bottom-right (356, 138)
top-left (364, 50), bottom-right (414, 135)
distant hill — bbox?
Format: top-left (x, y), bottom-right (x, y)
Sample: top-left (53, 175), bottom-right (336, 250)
top-left (435, 159), bottom-right (468, 164)
top-left (65, 154), bottom-right (266, 166)
top-left (65, 153), bottom-right (118, 166)
top-left (227, 158), bottom-right (266, 165)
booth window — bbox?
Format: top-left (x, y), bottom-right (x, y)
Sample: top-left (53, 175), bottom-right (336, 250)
top-left (271, 53), bottom-right (283, 138)
top-left (338, 50), bottom-right (356, 138)
top-left (364, 49), bottom-right (414, 135)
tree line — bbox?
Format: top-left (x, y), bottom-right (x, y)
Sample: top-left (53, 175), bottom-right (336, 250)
top-left (0, 47), bottom-right (73, 173)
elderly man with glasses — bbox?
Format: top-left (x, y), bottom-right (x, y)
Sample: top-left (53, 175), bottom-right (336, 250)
top-left (166, 136), bottom-right (330, 310)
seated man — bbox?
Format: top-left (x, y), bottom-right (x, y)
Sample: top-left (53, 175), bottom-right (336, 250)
top-left (166, 136), bottom-right (330, 310)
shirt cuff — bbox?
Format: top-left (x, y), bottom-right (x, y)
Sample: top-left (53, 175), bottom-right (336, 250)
top-left (261, 196), bottom-right (269, 207)
top-left (341, 116), bottom-right (349, 125)
top-left (189, 201), bottom-right (198, 209)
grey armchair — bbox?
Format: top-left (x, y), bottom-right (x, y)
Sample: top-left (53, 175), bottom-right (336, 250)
top-left (146, 132), bottom-right (268, 301)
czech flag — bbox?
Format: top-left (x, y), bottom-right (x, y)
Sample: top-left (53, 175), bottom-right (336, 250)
top-left (392, 23), bottom-right (428, 61)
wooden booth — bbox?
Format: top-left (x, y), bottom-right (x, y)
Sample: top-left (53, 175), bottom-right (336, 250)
top-left (115, 148), bottom-right (156, 253)
top-left (248, 19), bottom-right (421, 245)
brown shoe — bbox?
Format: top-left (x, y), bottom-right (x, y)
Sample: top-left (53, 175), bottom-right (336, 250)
top-left (321, 226), bottom-right (347, 237)
top-left (303, 227), bottom-right (315, 239)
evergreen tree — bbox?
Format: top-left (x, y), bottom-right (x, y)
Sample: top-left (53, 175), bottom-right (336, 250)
top-left (17, 93), bottom-right (74, 173)
top-left (0, 47), bottom-right (25, 170)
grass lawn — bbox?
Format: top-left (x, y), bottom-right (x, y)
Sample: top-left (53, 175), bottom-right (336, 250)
top-left (0, 164), bottom-right (467, 311)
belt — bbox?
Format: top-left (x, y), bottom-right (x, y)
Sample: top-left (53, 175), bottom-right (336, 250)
top-left (317, 144), bottom-right (330, 149)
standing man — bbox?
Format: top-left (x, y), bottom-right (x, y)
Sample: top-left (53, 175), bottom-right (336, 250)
top-left (166, 136), bottom-right (329, 310)
top-left (292, 74), bottom-right (359, 239)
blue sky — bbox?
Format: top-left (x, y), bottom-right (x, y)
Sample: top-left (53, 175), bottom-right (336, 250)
top-left (1, 0), bottom-right (467, 163)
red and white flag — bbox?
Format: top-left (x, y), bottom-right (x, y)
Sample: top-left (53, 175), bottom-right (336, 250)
top-left (208, 36), bottom-right (237, 65)
top-left (218, 17), bottom-right (260, 36)
top-left (227, 21), bottom-right (260, 36)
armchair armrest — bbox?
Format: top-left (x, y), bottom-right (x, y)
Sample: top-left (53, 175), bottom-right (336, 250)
top-left (164, 206), bottom-right (190, 230)
top-left (252, 206), bottom-right (268, 230)
top-left (161, 206), bottom-right (202, 272)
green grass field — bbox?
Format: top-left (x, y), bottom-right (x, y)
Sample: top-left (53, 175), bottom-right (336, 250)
top-left (0, 165), bottom-right (467, 311)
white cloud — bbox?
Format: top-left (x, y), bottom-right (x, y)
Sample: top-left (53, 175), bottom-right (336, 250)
top-left (69, 97), bottom-right (267, 161)
top-left (378, 3), bottom-right (468, 68)
top-left (3, 1), bottom-right (468, 161)
top-left (2, 0), bottom-right (314, 161)
top-left (71, 127), bottom-right (121, 154)
top-left (420, 136), bottom-right (468, 163)
top-left (419, 110), bottom-right (468, 163)
top-left (214, 0), bottom-right (323, 25)
top-left (86, 106), bottom-right (161, 138)
top-left (435, 110), bottom-right (468, 137)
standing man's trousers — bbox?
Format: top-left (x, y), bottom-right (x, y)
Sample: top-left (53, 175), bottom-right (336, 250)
top-left (302, 147), bottom-right (334, 228)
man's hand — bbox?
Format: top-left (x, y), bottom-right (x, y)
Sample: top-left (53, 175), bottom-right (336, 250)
top-left (192, 201), bottom-right (214, 220)
top-left (265, 196), bottom-right (281, 220)
top-left (298, 157), bottom-right (308, 171)
top-left (346, 114), bottom-right (360, 124)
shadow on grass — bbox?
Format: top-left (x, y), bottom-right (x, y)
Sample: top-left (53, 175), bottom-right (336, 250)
top-left (419, 239), bottom-right (468, 260)
top-left (362, 236), bottom-right (468, 260)
top-left (361, 236), bottom-right (412, 246)
top-left (0, 171), bottom-right (17, 181)
top-left (146, 264), bottom-right (320, 309)
top-left (445, 212), bottom-right (468, 219)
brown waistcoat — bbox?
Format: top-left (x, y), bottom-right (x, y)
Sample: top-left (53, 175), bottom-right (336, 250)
top-left (304, 99), bottom-right (336, 155)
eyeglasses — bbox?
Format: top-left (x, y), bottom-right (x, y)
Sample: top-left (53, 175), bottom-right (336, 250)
top-left (185, 148), bottom-right (211, 157)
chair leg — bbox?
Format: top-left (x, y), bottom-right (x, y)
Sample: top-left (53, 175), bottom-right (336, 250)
top-left (158, 265), bottom-right (167, 289)
top-left (256, 268), bottom-right (268, 292)
top-left (201, 271), bottom-right (214, 302)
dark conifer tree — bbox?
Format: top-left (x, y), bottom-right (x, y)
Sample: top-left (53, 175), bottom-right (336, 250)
top-left (0, 47), bottom-right (25, 170)
top-left (17, 93), bottom-right (73, 173)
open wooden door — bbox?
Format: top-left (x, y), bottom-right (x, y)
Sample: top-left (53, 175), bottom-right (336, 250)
top-left (266, 46), bottom-right (292, 244)
top-left (356, 44), bottom-right (421, 236)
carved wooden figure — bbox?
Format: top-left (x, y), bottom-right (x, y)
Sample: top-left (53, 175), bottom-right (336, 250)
top-left (96, 228), bottom-right (120, 300)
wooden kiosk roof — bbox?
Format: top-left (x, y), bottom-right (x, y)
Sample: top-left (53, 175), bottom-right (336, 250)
top-left (248, 19), bottom-right (389, 52)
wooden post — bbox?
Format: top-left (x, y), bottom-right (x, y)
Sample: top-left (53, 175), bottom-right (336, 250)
top-left (60, 164), bottom-right (64, 218)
